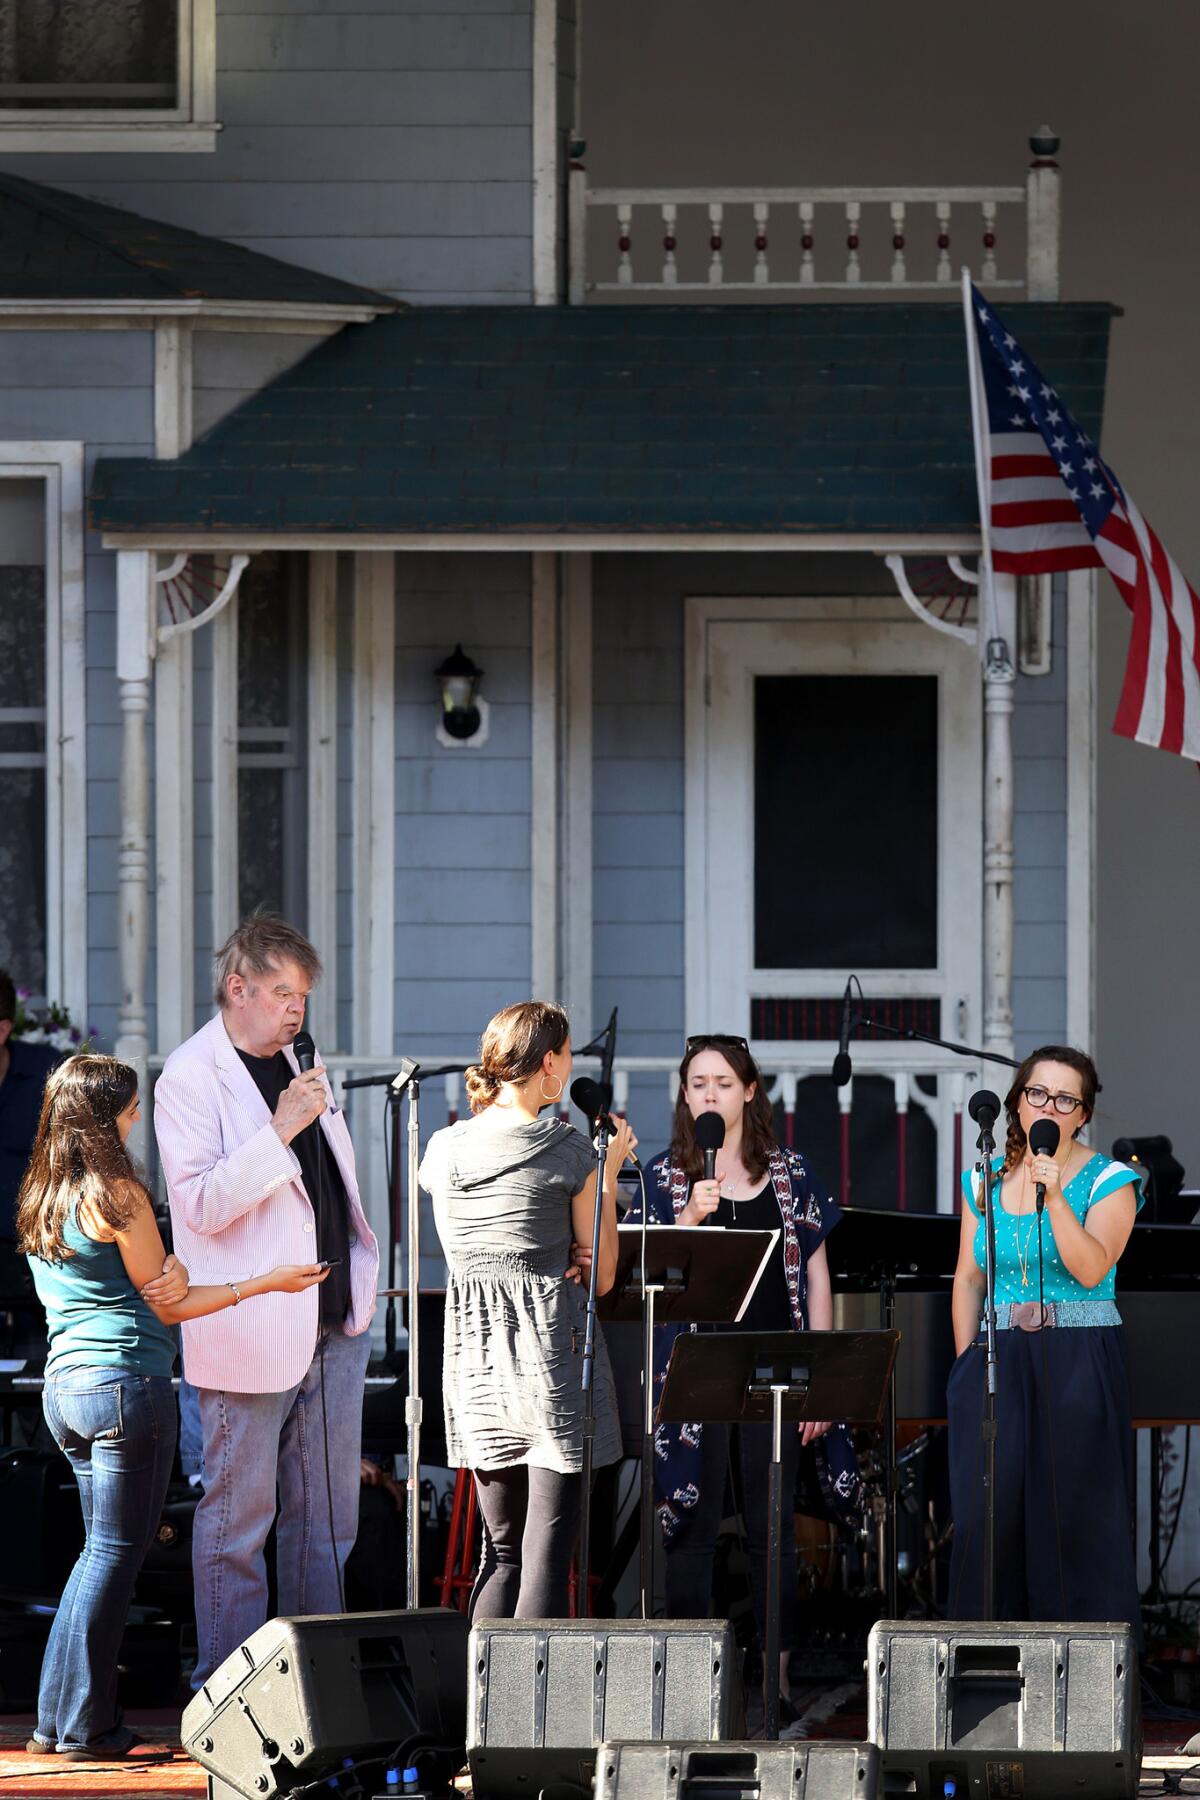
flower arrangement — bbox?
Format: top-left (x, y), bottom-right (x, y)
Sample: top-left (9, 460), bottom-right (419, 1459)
top-left (10, 989), bottom-right (92, 1053)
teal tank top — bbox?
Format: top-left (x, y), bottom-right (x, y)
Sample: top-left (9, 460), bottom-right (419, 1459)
top-left (29, 1208), bottom-right (177, 1378)
top-left (962, 1152), bottom-right (1144, 1305)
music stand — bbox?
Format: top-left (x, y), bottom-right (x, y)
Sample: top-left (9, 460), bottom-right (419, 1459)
top-left (597, 1225), bottom-right (779, 1619)
top-left (658, 1328), bottom-right (899, 1743)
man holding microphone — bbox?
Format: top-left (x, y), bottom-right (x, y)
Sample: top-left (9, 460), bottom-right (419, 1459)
top-left (154, 912), bottom-right (378, 1687)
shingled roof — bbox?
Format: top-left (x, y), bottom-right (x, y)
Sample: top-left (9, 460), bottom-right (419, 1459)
top-left (89, 302), bottom-right (1114, 537)
top-left (0, 171), bottom-right (393, 310)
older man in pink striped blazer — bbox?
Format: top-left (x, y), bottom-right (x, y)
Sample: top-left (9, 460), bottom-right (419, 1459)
top-left (154, 913), bottom-right (379, 1687)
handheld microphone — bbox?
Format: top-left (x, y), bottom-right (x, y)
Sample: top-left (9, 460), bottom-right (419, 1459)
top-left (831, 978), bottom-right (854, 1087)
top-left (967, 1088), bottom-right (1001, 1134)
top-left (570, 1077), bottom-right (641, 1167)
top-left (1028, 1117), bottom-right (1060, 1213)
top-left (293, 1030), bottom-right (317, 1073)
top-left (694, 1111), bottom-right (726, 1209)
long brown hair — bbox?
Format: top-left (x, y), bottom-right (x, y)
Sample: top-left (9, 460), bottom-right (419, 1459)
top-left (16, 1055), bottom-right (146, 1263)
top-left (464, 1001), bottom-right (571, 1114)
top-left (1001, 1044), bottom-right (1100, 1175)
top-left (669, 1039), bottom-right (778, 1182)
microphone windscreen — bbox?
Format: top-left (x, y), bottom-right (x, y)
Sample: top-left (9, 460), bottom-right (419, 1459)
top-left (832, 1051), bottom-right (853, 1087)
top-left (293, 1031), bottom-right (316, 1073)
top-left (694, 1110), bottom-right (726, 1154)
top-left (1028, 1118), bottom-right (1061, 1157)
top-left (570, 1076), bottom-right (606, 1119)
top-left (967, 1088), bottom-right (1001, 1126)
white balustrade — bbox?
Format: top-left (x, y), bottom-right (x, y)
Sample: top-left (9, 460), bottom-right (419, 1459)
top-left (144, 1048), bottom-right (978, 1220)
top-left (566, 131), bottom-right (1060, 302)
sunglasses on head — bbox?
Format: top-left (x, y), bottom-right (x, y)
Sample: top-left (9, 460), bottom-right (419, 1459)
top-left (685, 1034), bottom-right (750, 1054)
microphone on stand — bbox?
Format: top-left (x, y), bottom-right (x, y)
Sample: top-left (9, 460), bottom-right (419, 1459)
top-left (571, 1077), bottom-right (641, 1168)
top-left (967, 1087), bottom-right (1001, 1137)
top-left (1028, 1117), bottom-right (1060, 1212)
top-left (694, 1111), bottom-right (726, 1220)
top-left (832, 978), bottom-right (854, 1086)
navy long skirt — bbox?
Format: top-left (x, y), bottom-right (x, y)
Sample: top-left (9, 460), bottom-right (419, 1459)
top-left (947, 1326), bottom-right (1141, 1636)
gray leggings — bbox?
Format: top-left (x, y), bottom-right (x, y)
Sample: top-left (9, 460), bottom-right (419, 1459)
top-left (469, 1464), bottom-right (581, 1621)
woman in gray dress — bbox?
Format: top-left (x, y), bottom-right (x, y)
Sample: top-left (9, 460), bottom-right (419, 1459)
top-left (420, 1000), bottom-right (636, 1619)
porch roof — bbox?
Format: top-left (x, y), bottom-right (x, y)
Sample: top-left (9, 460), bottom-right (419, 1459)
top-left (0, 172), bottom-right (394, 310)
top-left (89, 302), bottom-right (1114, 537)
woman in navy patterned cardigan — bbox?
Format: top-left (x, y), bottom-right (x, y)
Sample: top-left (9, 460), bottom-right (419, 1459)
top-left (625, 1034), bottom-right (858, 1713)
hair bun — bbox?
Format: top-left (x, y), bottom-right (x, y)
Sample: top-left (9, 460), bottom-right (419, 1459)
top-left (464, 1062), bottom-right (501, 1115)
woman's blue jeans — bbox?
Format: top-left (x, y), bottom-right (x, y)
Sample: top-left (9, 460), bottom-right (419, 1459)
top-left (36, 1368), bottom-right (177, 1751)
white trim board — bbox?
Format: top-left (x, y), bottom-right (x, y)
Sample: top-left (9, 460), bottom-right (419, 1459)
top-left (531, 0), bottom-right (559, 305)
top-left (0, 443), bottom-right (87, 1025)
top-left (0, 305), bottom-right (385, 330)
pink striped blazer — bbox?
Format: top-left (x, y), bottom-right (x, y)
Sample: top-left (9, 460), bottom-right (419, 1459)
top-left (153, 1013), bottom-right (379, 1394)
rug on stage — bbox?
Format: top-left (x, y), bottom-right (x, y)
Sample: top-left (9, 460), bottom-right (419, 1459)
top-left (0, 1718), bottom-right (204, 1798)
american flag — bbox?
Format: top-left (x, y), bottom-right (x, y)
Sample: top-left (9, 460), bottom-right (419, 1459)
top-left (970, 283), bottom-right (1200, 759)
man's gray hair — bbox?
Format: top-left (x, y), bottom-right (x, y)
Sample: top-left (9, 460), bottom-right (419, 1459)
top-left (214, 910), bottom-right (322, 1009)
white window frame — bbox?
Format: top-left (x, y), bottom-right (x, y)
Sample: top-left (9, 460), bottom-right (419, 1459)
top-left (0, 0), bottom-right (217, 153)
top-left (0, 443), bottom-right (87, 1022)
top-left (684, 594), bottom-right (983, 1044)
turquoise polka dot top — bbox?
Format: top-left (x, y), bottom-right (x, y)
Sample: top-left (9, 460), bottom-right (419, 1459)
top-left (962, 1152), bottom-right (1144, 1304)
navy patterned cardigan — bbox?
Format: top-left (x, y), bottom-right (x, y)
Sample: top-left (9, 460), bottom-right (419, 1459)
top-left (626, 1145), bottom-right (861, 1542)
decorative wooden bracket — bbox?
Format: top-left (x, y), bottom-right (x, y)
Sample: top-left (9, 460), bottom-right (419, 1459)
top-left (155, 552), bottom-right (250, 647)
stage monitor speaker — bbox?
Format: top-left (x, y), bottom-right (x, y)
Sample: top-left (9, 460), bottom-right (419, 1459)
top-left (595, 1740), bottom-right (881, 1800)
top-left (868, 1620), bottom-right (1140, 1800)
top-left (182, 1609), bottom-right (469, 1800)
top-left (468, 1619), bottom-right (742, 1800)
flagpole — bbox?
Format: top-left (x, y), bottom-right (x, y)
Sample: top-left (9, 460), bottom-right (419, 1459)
top-left (961, 267), bottom-right (1000, 651)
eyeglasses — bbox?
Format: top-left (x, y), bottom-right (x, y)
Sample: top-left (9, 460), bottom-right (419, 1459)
top-left (685, 1034), bottom-right (750, 1054)
top-left (1023, 1084), bottom-right (1084, 1116)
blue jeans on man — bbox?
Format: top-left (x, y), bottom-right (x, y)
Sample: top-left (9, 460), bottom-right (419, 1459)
top-left (191, 1327), bottom-right (372, 1687)
top-left (35, 1370), bottom-right (177, 1752)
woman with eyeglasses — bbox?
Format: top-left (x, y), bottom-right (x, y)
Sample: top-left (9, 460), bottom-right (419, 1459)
top-left (947, 1045), bottom-right (1143, 1631)
top-left (626, 1034), bottom-right (857, 1716)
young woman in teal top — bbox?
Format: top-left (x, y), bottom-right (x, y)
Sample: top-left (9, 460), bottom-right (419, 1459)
top-left (947, 1045), bottom-right (1143, 1632)
top-left (17, 1055), bottom-right (327, 1761)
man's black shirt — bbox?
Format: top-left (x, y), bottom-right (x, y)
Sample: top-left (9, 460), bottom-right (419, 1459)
top-left (236, 1049), bottom-right (351, 1326)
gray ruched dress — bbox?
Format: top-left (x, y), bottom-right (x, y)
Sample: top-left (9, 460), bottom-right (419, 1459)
top-left (419, 1116), bottom-right (623, 1474)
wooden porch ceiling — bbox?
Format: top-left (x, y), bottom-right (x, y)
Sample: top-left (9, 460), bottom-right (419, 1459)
top-left (89, 301), bottom-right (1115, 539)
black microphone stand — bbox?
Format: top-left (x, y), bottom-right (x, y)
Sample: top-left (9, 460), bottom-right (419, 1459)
top-left (835, 987), bottom-right (1017, 1617)
top-left (343, 1056), bottom-right (470, 1607)
top-left (577, 1105), bottom-right (612, 1619)
top-left (974, 1101), bottom-right (1001, 1622)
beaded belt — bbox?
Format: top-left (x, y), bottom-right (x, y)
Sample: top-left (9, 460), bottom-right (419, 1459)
top-left (994, 1299), bottom-right (1121, 1331)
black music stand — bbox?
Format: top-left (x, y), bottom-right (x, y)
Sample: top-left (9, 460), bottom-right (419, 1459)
top-left (826, 1207), bottom-right (961, 1616)
top-left (658, 1328), bottom-right (899, 1744)
top-left (597, 1224), bottom-right (779, 1619)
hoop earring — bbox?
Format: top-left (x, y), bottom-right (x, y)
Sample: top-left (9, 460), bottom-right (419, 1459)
top-left (539, 1073), bottom-right (563, 1104)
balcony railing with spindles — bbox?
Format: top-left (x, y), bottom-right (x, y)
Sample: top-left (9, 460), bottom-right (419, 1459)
top-left (568, 129), bottom-right (1061, 305)
top-left (145, 1049), bottom-right (977, 1230)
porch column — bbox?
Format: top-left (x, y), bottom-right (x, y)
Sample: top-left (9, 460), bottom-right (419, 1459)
top-left (352, 552), bottom-right (395, 1054)
top-left (560, 552), bottom-right (593, 1036)
top-left (530, 553), bottom-right (559, 998)
top-left (153, 322), bottom-right (196, 1050)
top-left (982, 574), bottom-right (1017, 1058)
top-left (307, 552), bottom-right (340, 1047)
top-left (115, 549), bottom-right (155, 1158)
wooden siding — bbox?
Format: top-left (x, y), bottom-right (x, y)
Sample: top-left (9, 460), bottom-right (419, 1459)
top-left (391, 553), bottom-right (533, 1054)
top-left (0, 2), bottom-right (536, 305)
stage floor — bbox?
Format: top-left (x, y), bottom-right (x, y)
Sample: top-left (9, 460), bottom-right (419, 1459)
top-left (2, 1701), bottom-right (1199, 1798)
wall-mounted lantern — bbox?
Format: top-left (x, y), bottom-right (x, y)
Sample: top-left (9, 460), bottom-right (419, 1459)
top-left (434, 643), bottom-right (489, 747)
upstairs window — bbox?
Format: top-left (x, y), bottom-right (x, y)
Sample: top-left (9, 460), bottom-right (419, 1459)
top-left (0, 0), bottom-right (216, 152)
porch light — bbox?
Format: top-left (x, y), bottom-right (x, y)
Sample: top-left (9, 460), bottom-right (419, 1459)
top-left (435, 643), bottom-right (488, 746)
